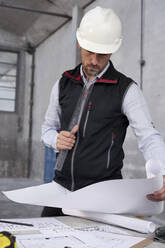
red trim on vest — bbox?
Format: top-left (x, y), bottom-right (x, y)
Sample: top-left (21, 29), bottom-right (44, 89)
top-left (112, 133), bottom-right (116, 139)
top-left (96, 77), bottom-right (117, 83)
top-left (65, 71), bottom-right (81, 81)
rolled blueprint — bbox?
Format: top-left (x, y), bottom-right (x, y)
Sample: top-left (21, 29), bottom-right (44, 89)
top-left (62, 209), bottom-right (157, 234)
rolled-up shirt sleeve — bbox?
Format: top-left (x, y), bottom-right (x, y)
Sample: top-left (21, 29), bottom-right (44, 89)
top-left (122, 83), bottom-right (165, 174)
top-left (41, 80), bottom-right (61, 151)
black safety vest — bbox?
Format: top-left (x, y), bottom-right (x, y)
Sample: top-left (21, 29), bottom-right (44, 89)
top-left (54, 61), bottom-right (134, 191)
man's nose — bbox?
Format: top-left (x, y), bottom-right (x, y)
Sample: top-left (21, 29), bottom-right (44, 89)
top-left (91, 53), bottom-right (98, 65)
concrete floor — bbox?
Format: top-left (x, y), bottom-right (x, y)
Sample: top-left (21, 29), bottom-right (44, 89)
top-left (0, 178), bottom-right (165, 227)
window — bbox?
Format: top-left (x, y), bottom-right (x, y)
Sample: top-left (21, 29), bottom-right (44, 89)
top-left (0, 51), bottom-right (18, 112)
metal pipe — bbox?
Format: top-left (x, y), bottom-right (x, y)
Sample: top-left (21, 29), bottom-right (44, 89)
top-left (27, 47), bottom-right (35, 177)
top-left (140, 0), bottom-right (145, 90)
top-left (0, 2), bottom-right (72, 19)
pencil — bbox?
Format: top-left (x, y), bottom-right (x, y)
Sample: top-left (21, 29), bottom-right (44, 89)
top-left (0, 220), bottom-right (34, 227)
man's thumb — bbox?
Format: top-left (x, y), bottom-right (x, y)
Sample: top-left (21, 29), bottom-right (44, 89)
top-left (71, 125), bottom-right (79, 134)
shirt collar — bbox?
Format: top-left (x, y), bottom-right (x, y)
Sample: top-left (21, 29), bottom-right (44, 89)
top-left (80, 61), bottom-right (110, 86)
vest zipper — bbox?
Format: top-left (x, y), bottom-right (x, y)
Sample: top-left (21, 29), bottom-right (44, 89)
top-left (83, 102), bottom-right (92, 137)
top-left (70, 85), bottom-right (94, 191)
top-left (71, 133), bottom-right (79, 191)
top-left (107, 134), bottom-right (114, 169)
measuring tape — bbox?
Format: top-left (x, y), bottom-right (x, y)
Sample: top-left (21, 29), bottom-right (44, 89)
top-left (0, 231), bottom-right (17, 248)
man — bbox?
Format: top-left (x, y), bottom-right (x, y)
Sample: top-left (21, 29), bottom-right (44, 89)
top-left (41, 6), bottom-right (165, 216)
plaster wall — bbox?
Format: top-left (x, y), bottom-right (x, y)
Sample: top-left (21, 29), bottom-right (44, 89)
top-left (142, 0), bottom-right (165, 134)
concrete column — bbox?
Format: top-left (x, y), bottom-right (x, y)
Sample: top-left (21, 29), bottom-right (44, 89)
top-left (72, 5), bottom-right (83, 66)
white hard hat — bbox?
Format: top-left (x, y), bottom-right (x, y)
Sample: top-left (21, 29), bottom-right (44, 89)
top-left (76, 6), bottom-right (122, 54)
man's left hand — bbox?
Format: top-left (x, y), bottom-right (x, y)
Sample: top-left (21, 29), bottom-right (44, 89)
top-left (147, 175), bottom-right (165, 201)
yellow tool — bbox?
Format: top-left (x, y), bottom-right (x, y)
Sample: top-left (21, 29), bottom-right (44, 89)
top-left (0, 231), bottom-right (17, 248)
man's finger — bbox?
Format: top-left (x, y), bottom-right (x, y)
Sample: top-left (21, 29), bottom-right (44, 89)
top-left (58, 144), bottom-right (74, 150)
top-left (71, 125), bottom-right (79, 134)
top-left (58, 135), bottom-right (75, 144)
top-left (58, 139), bottom-right (75, 147)
top-left (147, 192), bottom-right (165, 201)
top-left (153, 187), bottom-right (165, 195)
top-left (60, 130), bottom-right (75, 139)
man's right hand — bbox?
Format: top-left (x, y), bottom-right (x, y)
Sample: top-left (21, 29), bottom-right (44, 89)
top-left (57, 125), bottom-right (79, 151)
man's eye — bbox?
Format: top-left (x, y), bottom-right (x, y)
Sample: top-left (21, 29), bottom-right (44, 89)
top-left (100, 54), bottom-right (107, 57)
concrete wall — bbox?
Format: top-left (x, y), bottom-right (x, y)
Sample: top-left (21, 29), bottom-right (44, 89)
top-left (31, 0), bottom-right (165, 180)
top-left (143, 0), bottom-right (165, 133)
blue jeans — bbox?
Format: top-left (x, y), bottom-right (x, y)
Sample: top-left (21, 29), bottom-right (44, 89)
top-left (44, 146), bottom-right (56, 183)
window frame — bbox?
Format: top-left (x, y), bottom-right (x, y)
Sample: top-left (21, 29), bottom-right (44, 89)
top-left (0, 48), bottom-right (20, 113)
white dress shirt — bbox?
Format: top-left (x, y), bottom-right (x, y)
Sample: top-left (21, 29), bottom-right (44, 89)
top-left (41, 64), bottom-right (165, 174)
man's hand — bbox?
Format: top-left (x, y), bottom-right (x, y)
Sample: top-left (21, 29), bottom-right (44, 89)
top-left (147, 175), bottom-right (165, 201)
top-left (57, 125), bottom-right (79, 151)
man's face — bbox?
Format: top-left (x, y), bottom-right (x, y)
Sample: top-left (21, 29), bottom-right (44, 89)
top-left (80, 46), bottom-right (111, 80)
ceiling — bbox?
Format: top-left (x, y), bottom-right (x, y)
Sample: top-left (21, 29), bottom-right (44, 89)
top-left (0, 0), bottom-right (95, 49)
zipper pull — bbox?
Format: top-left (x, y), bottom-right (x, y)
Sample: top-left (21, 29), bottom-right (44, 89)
top-left (88, 102), bottom-right (92, 111)
top-left (112, 133), bottom-right (116, 139)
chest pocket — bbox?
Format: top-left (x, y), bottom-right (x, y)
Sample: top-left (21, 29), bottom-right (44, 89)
top-left (60, 84), bottom-right (82, 129)
top-left (83, 102), bottom-right (92, 137)
top-left (106, 133), bottom-right (116, 168)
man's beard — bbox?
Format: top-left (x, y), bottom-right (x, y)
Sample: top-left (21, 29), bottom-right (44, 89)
top-left (83, 64), bottom-right (101, 77)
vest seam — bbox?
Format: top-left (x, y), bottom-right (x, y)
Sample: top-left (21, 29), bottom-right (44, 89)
top-left (121, 81), bottom-right (135, 114)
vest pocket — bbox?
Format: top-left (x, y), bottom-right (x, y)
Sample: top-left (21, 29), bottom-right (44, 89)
top-left (83, 102), bottom-right (92, 137)
top-left (106, 134), bottom-right (115, 169)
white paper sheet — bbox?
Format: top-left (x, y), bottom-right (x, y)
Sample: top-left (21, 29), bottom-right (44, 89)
top-left (0, 217), bottom-right (147, 248)
top-left (0, 221), bottom-right (38, 233)
top-left (16, 228), bottom-right (147, 248)
top-left (0, 217), bottom-right (74, 236)
top-left (3, 175), bottom-right (164, 216)
top-left (16, 233), bottom-right (88, 248)
top-left (16, 231), bottom-right (147, 248)
top-left (7, 217), bottom-right (146, 248)
top-left (76, 231), bottom-right (147, 248)
top-left (75, 224), bottom-right (129, 235)
top-left (62, 209), bottom-right (156, 233)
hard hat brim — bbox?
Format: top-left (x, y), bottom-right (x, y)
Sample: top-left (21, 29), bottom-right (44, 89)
top-left (76, 30), bottom-right (122, 54)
